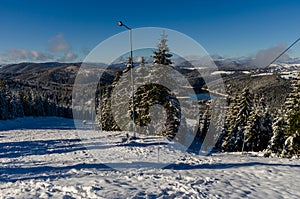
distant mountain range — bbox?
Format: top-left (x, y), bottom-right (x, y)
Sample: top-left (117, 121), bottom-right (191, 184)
top-left (1, 56), bottom-right (300, 74)
top-left (0, 58), bottom-right (297, 115)
top-left (0, 62), bottom-right (79, 73)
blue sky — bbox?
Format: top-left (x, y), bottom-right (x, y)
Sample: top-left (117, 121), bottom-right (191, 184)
top-left (1, 0), bottom-right (300, 63)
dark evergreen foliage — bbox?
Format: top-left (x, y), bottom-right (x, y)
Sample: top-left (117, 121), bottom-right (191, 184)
top-left (0, 79), bottom-right (72, 120)
top-left (281, 72), bottom-right (300, 157)
top-left (221, 88), bottom-right (253, 151)
top-left (152, 32), bottom-right (173, 66)
top-left (96, 32), bottom-right (181, 139)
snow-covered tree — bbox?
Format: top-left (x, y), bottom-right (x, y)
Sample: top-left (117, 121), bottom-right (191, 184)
top-left (281, 72), bottom-right (300, 157)
top-left (243, 96), bottom-right (272, 152)
top-left (96, 84), bottom-right (120, 131)
top-left (8, 94), bottom-right (24, 118)
top-left (97, 32), bottom-right (181, 139)
top-left (222, 88), bottom-right (253, 151)
top-left (0, 85), bottom-right (8, 120)
top-left (265, 109), bottom-right (287, 156)
top-left (131, 83), bottom-right (180, 139)
top-left (152, 32), bottom-right (173, 66)
top-left (263, 71), bottom-right (300, 158)
top-left (219, 97), bottom-right (236, 151)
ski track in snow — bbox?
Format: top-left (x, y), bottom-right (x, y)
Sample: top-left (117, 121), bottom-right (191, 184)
top-left (0, 117), bottom-right (299, 198)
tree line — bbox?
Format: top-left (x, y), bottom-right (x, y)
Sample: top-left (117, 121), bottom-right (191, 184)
top-left (214, 73), bottom-right (300, 158)
top-left (0, 79), bottom-right (72, 120)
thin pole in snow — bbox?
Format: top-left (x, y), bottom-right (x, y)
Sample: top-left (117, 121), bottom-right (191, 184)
top-left (158, 140), bottom-right (160, 163)
top-left (242, 132), bottom-right (246, 154)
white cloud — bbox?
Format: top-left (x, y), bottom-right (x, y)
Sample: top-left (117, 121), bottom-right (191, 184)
top-left (30, 50), bottom-right (53, 61)
top-left (0, 49), bottom-right (79, 63)
top-left (57, 52), bottom-right (78, 62)
top-left (0, 33), bottom-right (79, 63)
top-left (47, 33), bottom-right (70, 52)
top-left (2, 49), bottom-right (53, 63)
top-left (251, 43), bottom-right (291, 67)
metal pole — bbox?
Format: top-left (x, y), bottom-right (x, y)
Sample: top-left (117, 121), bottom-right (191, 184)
top-left (130, 29), bottom-right (136, 138)
top-left (118, 21), bottom-right (136, 138)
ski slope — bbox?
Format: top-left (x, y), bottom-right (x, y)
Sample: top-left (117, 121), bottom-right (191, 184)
top-left (0, 117), bottom-right (299, 198)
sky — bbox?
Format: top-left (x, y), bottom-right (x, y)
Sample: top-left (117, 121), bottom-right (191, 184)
top-left (1, 0), bottom-right (300, 63)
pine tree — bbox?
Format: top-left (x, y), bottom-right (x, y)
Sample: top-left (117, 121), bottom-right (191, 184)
top-left (282, 72), bottom-right (300, 157)
top-left (96, 32), bottom-right (182, 140)
top-left (222, 88), bottom-right (253, 151)
top-left (131, 83), bottom-right (180, 139)
top-left (22, 89), bottom-right (34, 116)
top-left (152, 32), bottom-right (173, 66)
top-left (237, 88), bottom-right (252, 126)
top-left (14, 92), bottom-right (24, 118)
top-left (0, 86), bottom-right (8, 120)
top-left (243, 96), bottom-right (272, 152)
top-left (219, 96), bottom-right (238, 149)
top-left (139, 32), bottom-right (180, 139)
top-left (97, 85), bottom-right (120, 131)
top-left (265, 109), bottom-right (287, 156)
top-left (265, 71), bottom-right (300, 158)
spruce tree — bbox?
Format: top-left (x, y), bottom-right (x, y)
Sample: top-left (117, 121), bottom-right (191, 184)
top-left (97, 84), bottom-right (120, 131)
top-left (220, 96), bottom-right (237, 151)
top-left (282, 72), bottom-right (300, 157)
top-left (152, 32), bottom-right (172, 66)
top-left (222, 88), bottom-right (253, 151)
top-left (265, 109), bottom-right (287, 156)
top-left (243, 96), bottom-right (272, 152)
top-left (96, 32), bottom-right (182, 140)
top-left (0, 84), bottom-right (8, 120)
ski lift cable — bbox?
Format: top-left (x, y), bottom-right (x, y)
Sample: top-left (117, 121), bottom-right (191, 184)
top-left (266, 37), bottom-right (300, 68)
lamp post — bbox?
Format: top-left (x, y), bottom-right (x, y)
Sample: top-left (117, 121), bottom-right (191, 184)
top-left (118, 21), bottom-right (136, 138)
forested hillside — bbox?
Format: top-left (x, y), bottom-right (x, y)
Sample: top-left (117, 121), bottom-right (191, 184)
top-left (0, 59), bottom-right (299, 157)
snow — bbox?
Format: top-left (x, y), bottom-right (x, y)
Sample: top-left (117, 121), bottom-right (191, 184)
top-left (0, 117), bottom-right (299, 198)
top-left (242, 71), bottom-right (251, 74)
top-left (280, 71), bottom-right (299, 79)
top-left (251, 73), bottom-right (273, 77)
top-left (211, 71), bottom-right (234, 75)
top-left (270, 63), bottom-right (300, 68)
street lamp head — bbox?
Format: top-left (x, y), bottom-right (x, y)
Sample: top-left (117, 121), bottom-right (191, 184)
top-left (118, 21), bottom-right (131, 30)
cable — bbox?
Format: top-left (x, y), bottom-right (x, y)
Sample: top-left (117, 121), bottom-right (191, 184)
top-left (266, 37), bottom-right (300, 68)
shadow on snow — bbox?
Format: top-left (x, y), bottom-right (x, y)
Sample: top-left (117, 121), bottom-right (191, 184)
top-left (0, 139), bottom-right (86, 158)
top-left (163, 161), bottom-right (300, 170)
top-left (0, 163), bottom-right (112, 182)
top-left (1, 160), bottom-right (299, 182)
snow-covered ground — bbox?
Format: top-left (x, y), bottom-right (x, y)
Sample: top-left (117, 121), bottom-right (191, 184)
top-left (211, 71), bottom-right (234, 75)
top-left (251, 73), bottom-right (273, 77)
top-left (0, 117), bottom-right (299, 198)
top-left (280, 71), bottom-right (299, 79)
